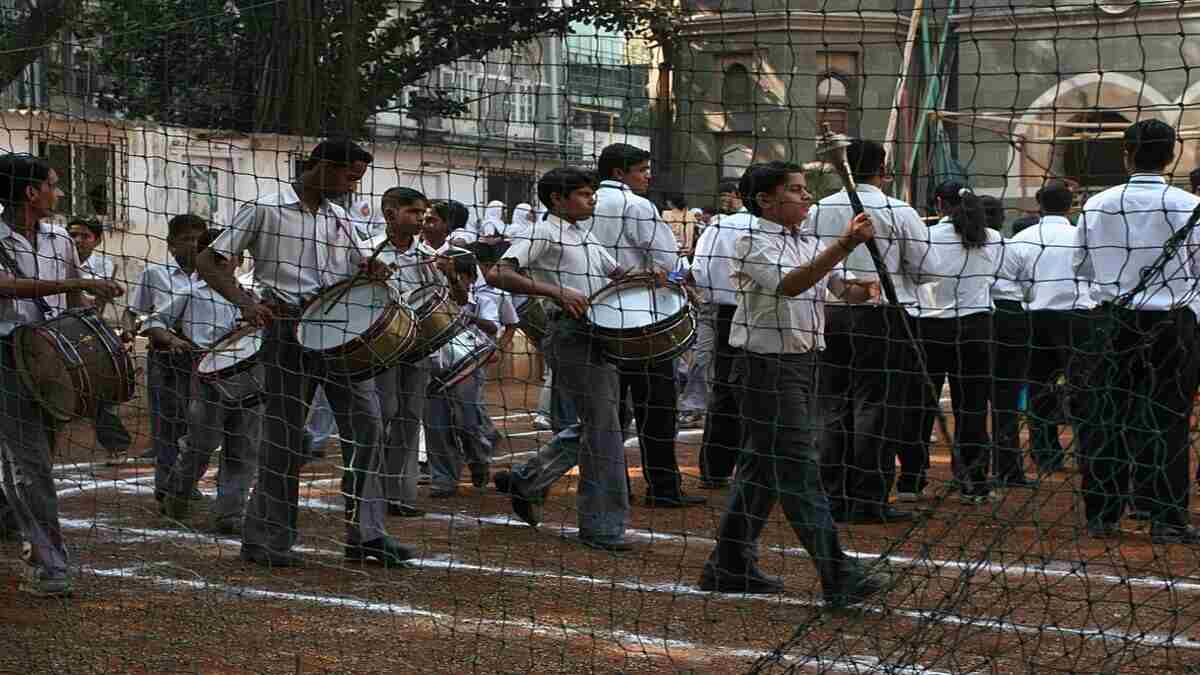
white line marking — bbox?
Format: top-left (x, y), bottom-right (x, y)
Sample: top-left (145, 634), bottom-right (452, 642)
top-left (489, 412), bottom-right (533, 422)
top-left (491, 449), bottom-right (539, 462)
top-left (83, 564), bottom-right (963, 674)
top-left (56, 477), bottom-right (149, 498)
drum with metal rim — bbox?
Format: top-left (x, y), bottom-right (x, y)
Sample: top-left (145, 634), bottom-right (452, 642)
top-left (404, 283), bottom-right (466, 362)
top-left (585, 276), bottom-right (696, 364)
top-left (514, 295), bottom-right (549, 344)
top-left (12, 308), bottom-right (136, 421)
top-left (429, 328), bottom-right (496, 392)
top-left (297, 279), bottom-right (417, 381)
top-left (196, 324), bottom-right (265, 407)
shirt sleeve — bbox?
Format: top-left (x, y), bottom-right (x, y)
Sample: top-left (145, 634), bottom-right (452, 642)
top-left (1073, 208), bottom-right (1095, 282)
top-left (499, 293), bottom-right (519, 326)
top-left (691, 226), bottom-right (716, 290)
top-left (733, 231), bottom-right (787, 294)
top-left (503, 225), bottom-right (553, 271)
top-left (212, 202), bottom-right (263, 262)
top-left (128, 266), bottom-right (166, 314)
top-left (639, 202), bottom-right (681, 271)
top-left (142, 287), bottom-right (187, 334)
top-left (898, 207), bottom-right (939, 283)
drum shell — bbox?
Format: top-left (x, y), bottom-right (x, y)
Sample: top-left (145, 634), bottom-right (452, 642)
top-left (515, 296), bottom-right (548, 344)
top-left (586, 278), bottom-right (698, 364)
top-left (405, 285), bottom-right (465, 362)
top-left (299, 280), bottom-right (418, 381)
top-left (196, 325), bottom-right (264, 408)
top-left (12, 309), bottom-right (135, 422)
top-left (429, 329), bottom-right (496, 392)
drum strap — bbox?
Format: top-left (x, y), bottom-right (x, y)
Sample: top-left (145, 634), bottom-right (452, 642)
top-left (0, 243), bottom-right (52, 318)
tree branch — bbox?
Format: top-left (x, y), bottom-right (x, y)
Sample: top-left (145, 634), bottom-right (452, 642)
top-left (0, 0), bottom-right (81, 91)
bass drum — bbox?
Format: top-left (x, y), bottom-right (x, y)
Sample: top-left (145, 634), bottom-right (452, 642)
top-left (585, 276), bottom-right (696, 364)
top-left (297, 279), bottom-right (417, 381)
top-left (195, 324), bottom-right (265, 408)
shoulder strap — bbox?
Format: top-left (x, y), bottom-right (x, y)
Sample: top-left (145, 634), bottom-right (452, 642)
top-left (0, 239), bottom-right (52, 318)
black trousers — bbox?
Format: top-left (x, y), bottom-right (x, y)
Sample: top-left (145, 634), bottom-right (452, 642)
top-left (1077, 305), bottom-right (1199, 527)
top-left (618, 357), bottom-right (683, 498)
top-left (699, 304), bottom-right (740, 481)
top-left (990, 300), bottom-right (1033, 481)
top-left (905, 314), bottom-right (993, 494)
top-left (819, 305), bottom-right (918, 512)
top-left (1027, 309), bottom-right (1093, 470)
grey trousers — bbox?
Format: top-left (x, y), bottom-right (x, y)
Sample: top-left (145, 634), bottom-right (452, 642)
top-left (148, 350), bottom-right (192, 495)
top-left (679, 304), bottom-right (716, 413)
top-left (243, 312), bottom-right (388, 552)
top-left (0, 351), bottom-right (67, 578)
top-left (375, 361), bottom-right (429, 506)
top-left (169, 380), bottom-right (261, 522)
top-left (509, 315), bottom-right (627, 542)
top-left (707, 351), bottom-right (848, 593)
top-left (425, 365), bottom-right (492, 491)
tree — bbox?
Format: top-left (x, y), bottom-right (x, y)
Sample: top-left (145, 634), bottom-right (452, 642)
top-left (0, 0), bottom-right (83, 93)
top-left (84, 0), bottom-right (682, 137)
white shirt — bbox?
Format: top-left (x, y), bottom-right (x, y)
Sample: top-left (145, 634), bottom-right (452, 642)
top-left (691, 209), bottom-right (754, 306)
top-left (1074, 173), bottom-right (1200, 310)
top-left (348, 197), bottom-right (386, 242)
top-left (730, 218), bottom-right (837, 355)
top-left (211, 184), bottom-right (369, 305)
top-left (1000, 215), bottom-right (1097, 311)
top-left (803, 185), bottom-right (939, 315)
top-left (143, 274), bottom-right (240, 348)
top-left (127, 260), bottom-right (194, 321)
top-left (503, 213), bottom-right (619, 299)
top-left (0, 221), bottom-right (79, 336)
top-left (583, 180), bottom-right (679, 273)
top-left (914, 219), bottom-right (1003, 319)
top-left (373, 235), bottom-right (445, 304)
top-left (79, 253), bottom-right (115, 281)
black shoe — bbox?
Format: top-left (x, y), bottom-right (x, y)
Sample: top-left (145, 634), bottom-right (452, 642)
top-left (825, 564), bottom-right (891, 609)
top-left (697, 478), bottom-right (730, 490)
top-left (1128, 510), bottom-right (1153, 522)
top-left (512, 494), bottom-right (542, 528)
top-left (429, 487), bottom-right (457, 499)
top-left (698, 563), bottom-right (785, 594)
top-left (388, 503), bottom-right (426, 518)
top-left (493, 470), bottom-right (514, 494)
top-left (469, 464), bottom-right (489, 489)
top-left (1150, 523), bottom-right (1200, 544)
top-left (1087, 522), bottom-right (1119, 539)
top-left (643, 493), bottom-right (707, 508)
top-left (212, 517), bottom-right (241, 536)
top-left (578, 537), bottom-right (634, 552)
top-left (240, 545), bottom-right (305, 567)
top-left (845, 506), bottom-right (913, 524)
top-left (993, 476), bottom-right (1038, 489)
top-left (345, 536), bottom-right (415, 566)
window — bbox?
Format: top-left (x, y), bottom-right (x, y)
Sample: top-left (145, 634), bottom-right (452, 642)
top-left (38, 140), bottom-right (118, 219)
top-left (722, 64), bottom-right (753, 111)
top-left (487, 170), bottom-right (536, 207)
top-left (1061, 111), bottom-right (1130, 188)
top-left (516, 83), bottom-right (535, 124)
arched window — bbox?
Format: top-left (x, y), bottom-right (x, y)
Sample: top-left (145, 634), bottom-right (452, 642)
top-left (816, 74), bottom-right (850, 134)
top-left (1060, 111), bottom-right (1131, 188)
top-left (723, 64), bottom-right (753, 111)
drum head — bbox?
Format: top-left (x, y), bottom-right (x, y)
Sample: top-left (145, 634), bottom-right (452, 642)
top-left (431, 329), bottom-right (496, 390)
top-left (299, 281), bottom-right (392, 351)
top-left (408, 284), bottom-right (442, 315)
top-left (588, 283), bottom-right (687, 331)
top-left (13, 328), bottom-right (79, 419)
top-left (197, 326), bottom-right (263, 375)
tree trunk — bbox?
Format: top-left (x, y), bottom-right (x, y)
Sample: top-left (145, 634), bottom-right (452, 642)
top-left (651, 33), bottom-right (676, 197)
top-left (254, 0), bottom-right (323, 136)
top-left (0, 0), bottom-right (80, 92)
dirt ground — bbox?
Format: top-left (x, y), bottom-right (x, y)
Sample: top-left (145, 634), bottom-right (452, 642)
top-left (4, 374), bottom-right (1200, 674)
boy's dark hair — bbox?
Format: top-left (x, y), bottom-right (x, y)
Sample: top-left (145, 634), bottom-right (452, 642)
top-left (738, 161), bottom-right (804, 217)
top-left (68, 217), bottom-right (104, 240)
top-left (845, 139), bottom-right (887, 182)
top-left (431, 199), bottom-right (470, 231)
top-left (1010, 214), bottom-right (1040, 235)
top-left (1189, 167), bottom-right (1200, 192)
top-left (597, 143), bottom-right (651, 181)
top-left (1123, 119), bottom-right (1176, 172)
top-left (717, 179), bottom-right (740, 195)
top-left (448, 250), bottom-right (478, 277)
top-left (468, 240), bottom-right (511, 265)
top-left (0, 154), bottom-right (51, 210)
top-left (980, 195), bottom-right (1005, 230)
top-left (381, 187), bottom-right (427, 210)
top-left (167, 213), bottom-right (208, 241)
top-left (307, 138), bottom-right (374, 168)
top-left (666, 192), bottom-right (687, 209)
top-left (199, 227), bottom-right (224, 251)
top-left (1036, 179), bottom-right (1074, 214)
top-left (537, 167), bottom-right (596, 210)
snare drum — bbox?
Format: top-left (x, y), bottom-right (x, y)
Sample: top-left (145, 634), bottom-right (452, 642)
top-left (196, 324), bottom-right (264, 407)
top-left (11, 308), bottom-right (136, 421)
top-left (514, 295), bottom-right (549, 344)
top-left (297, 279), bottom-right (417, 381)
top-left (586, 277), bottom-right (697, 364)
top-left (429, 328), bottom-right (496, 392)
top-left (404, 283), bottom-right (466, 361)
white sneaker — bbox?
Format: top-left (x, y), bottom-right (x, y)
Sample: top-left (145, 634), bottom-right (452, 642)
top-left (20, 567), bottom-right (72, 598)
top-left (532, 415), bottom-right (552, 431)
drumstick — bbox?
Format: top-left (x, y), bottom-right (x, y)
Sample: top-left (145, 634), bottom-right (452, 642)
top-left (323, 238), bottom-right (392, 315)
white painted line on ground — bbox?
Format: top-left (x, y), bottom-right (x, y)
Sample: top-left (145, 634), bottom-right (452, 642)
top-left (56, 476), bottom-right (150, 498)
top-left (491, 449), bottom-right (540, 463)
top-left (83, 563), bottom-right (963, 674)
top-left (490, 412), bottom-right (534, 422)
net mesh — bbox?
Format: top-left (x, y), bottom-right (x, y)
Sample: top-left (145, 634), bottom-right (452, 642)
top-left (1, 1), bottom-right (1200, 673)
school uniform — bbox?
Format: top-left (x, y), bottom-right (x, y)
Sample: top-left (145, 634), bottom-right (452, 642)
top-left (701, 217), bottom-right (880, 602)
top-left (0, 221), bottom-right (80, 591)
top-left (210, 184), bottom-right (393, 561)
top-left (804, 186), bottom-right (940, 515)
top-left (475, 281), bottom-right (519, 449)
top-left (77, 252), bottom-right (132, 457)
top-left (585, 179), bottom-right (692, 503)
top-left (689, 208), bottom-right (754, 484)
top-left (128, 259), bottom-right (196, 497)
top-left (145, 274), bottom-right (261, 528)
top-left (502, 214), bottom-right (629, 545)
top-left (1073, 174), bottom-right (1200, 536)
top-left (906, 221), bottom-right (1003, 500)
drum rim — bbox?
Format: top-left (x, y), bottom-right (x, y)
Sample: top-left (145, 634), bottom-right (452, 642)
top-left (196, 323), bottom-right (263, 378)
top-left (298, 278), bottom-right (405, 355)
top-left (431, 342), bottom-right (496, 391)
top-left (75, 308), bottom-right (136, 405)
top-left (410, 283), bottom-right (457, 320)
top-left (601, 309), bottom-right (698, 364)
top-left (586, 276), bottom-right (690, 337)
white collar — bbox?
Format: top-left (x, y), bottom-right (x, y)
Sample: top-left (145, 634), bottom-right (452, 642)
top-left (1128, 173), bottom-right (1167, 184)
top-left (598, 179), bottom-right (631, 192)
top-left (0, 219), bottom-right (48, 242)
top-left (1038, 214), bottom-right (1072, 226)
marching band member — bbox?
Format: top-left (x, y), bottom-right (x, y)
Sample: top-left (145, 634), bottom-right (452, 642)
top-left (126, 214), bottom-right (207, 500)
top-left (1072, 120), bottom-right (1200, 543)
top-left (698, 160), bottom-right (889, 605)
top-left (0, 154), bottom-right (123, 596)
top-left (487, 167), bottom-right (634, 550)
top-left (196, 139), bottom-right (413, 567)
top-left (144, 228), bottom-right (260, 535)
top-left (587, 143), bottom-right (702, 508)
